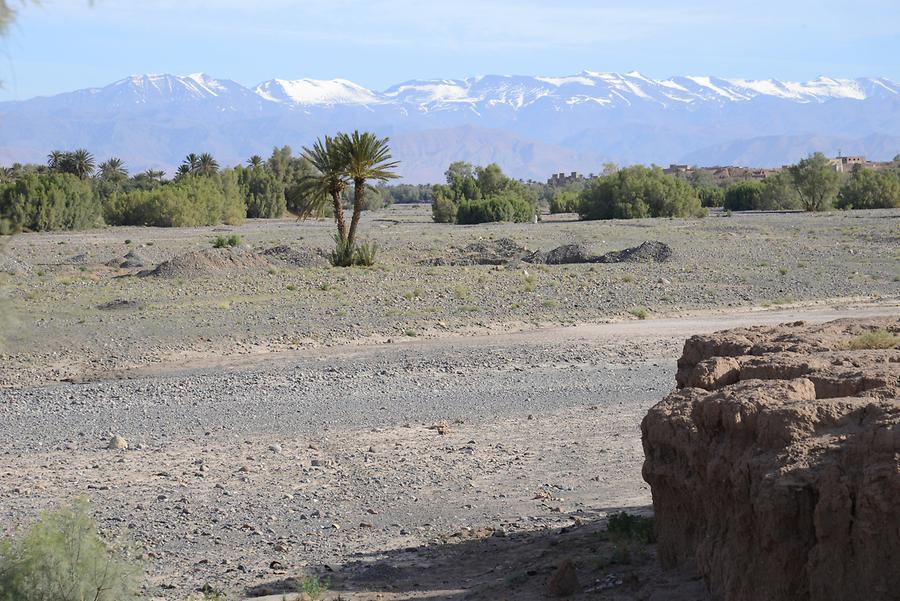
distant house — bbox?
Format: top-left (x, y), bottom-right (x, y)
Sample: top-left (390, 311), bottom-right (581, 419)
top-left (547, 171), bottom-right (584, 186)
top-left (663, 164), bottom-right (690, 175)
top-left (830, 155), bottom-right (865, 173)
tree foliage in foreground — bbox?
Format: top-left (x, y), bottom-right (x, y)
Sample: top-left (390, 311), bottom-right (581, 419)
top-left (0, 498), bottom-right (142, 601)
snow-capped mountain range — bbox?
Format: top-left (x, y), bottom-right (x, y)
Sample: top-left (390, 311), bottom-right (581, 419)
top-left (1, 71), bottom-right (898, 182)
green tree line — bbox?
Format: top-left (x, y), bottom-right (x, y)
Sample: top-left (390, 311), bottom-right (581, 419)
top-left (693, 153), bottom-right (900, 212)
top-left (0, 143), bottom-right (417, 233)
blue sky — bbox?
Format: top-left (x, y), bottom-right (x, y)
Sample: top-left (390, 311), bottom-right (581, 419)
top-left (1, 0), bottom-right (898, 100)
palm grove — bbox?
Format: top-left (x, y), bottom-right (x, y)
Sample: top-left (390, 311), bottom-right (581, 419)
top-left (0, 131), bottom-right (406, 264)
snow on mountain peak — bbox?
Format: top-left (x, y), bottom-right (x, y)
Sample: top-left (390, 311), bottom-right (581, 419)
top-left (255, 78), bottom-right (379, 105)
top-left (81, 71), bottom-right (898, 110)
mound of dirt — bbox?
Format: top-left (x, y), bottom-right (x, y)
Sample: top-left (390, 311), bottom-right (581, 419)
top-left (525, 243), bottom-right (595, 265)
top-left (142, 248), bottom-right (270, 278)
top-left (425, 238), bottom-right (528, 266)
top-left (261, 245), bottom-right (328, 268)
top-left (106, 250), bottom-right (147, 269)
top-left (598, 241), bottom-right (672, 263)
top-left (642, 317), bottom-right (900, 601)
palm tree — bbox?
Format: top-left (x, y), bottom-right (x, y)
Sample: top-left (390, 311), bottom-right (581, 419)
top-left (142, 169), bottom-right (166, 183)
top-left (181, 153), bottom-right (200, 175)
top-left (47, 150), bottom-right (65, 171)
top-left (98, 157), bottom-right (128, 181)
top-left (247, 155), bottom-right (263, 168)
top-left (175, 164), bottom-right (192, 180)
top-left (337, 130), bottom-right (399, 248)
top-left (69, 148), bottom-right (95, 179)
top-left (299, 136), bottom-right (349, 242)
top-left (196, 153), bottom-right (219, 177)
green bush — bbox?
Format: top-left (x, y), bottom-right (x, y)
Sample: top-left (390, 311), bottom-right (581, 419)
top-left (354, 241), bottom-right (378, 266)
top-left (105, 176), bottom-right (245, 227)
top-left (456, 191), bottom-right (534, 224)
top-left (329, 236), bottom-right (378, 267)
top-left (837, 167), bottom-right (900, 209)
top-left (239, 165), bottom-right (286, 218)
top-left (847, 329), bottom-right (899, 350)
top-left (0, 172), bottom-right (102, 231)
top-left (549, 190), bottom-right (580, 213)
top-left (724, 180), bottom-right (766, 211)
top-left (607, 512), bottom-right (656, 544)
top-left (760, 172), bottom-right (802, 210)
top-left (212, 234), bottom-right (241, 248)
top-left (697, 186), bottom-right (725, 208)
top-left (0, 498), bottom-right (142, 601)
top-left (579, 166), bottom-right (704, 220)
top-left (431, 193), bottom-right (459, 223)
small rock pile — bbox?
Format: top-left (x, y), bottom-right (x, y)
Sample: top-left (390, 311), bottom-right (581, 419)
top-left (597, 240), bottom-right (672, 263)
top-left (142, 247), bottom-right (271, 278)
top-left (425, 238), bottom-right (528, 266)
top-left (260, 244), bottom-right (328, 268)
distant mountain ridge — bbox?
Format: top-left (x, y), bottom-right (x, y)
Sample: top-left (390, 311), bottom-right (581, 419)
top-left (1, 71), bottom-right (897, 182)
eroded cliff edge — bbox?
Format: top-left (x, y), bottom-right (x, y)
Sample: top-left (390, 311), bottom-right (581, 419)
top-left (642, 317), bottom-right (899, 601)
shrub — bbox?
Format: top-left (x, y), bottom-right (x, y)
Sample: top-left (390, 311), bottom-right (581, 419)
top-left (724, 180), bottom-right (765, 211)
top-left (106, 176), bottom-right (245, 227)
top-left (212, 234), bottom-right (241, 248)
top-left (456, 191), bottom-right (534, 224)
top-left (579, 166), bottom-right (704, 220)
top-left (629, 307), bottom-right (649, 320)
top-left (296, 574), bottom-right (330, 600)
top-left (522, 272), bottom-right (537, 292)
top-left (329, 236), bottom-right (377, 267)
top-left (605, 512), bottom-right (656, 565)
top-left (0, 498), bottom-right (142, 601)
top-left (431, 193), bottom-right (458, 223)
top-left (760, 171), bottom-right (802, 210)
top-left (836, 167), bottom-right (900, 210)
top-left (0, 172), bottom-right (102, 231)
top-left (353, 241), bottom-right (378, 266)
top-left (697, 186), bottom-right (725, 208)
top-left (847, 329), bottom-right (899, 350)
top-left (330, 236), bottom-right (355, 267)
top-left (239, 165), bottom-right (286, 218)
top-left (549, 190), bottom-right (580, 213)
top-left (607, 511), bottom-right (656, 544)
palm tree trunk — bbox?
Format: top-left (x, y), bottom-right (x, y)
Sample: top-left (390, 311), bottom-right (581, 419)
top-left (347, 178), bottom-right (365, 247)
top-left (331, 192), bottom-right (348, 242)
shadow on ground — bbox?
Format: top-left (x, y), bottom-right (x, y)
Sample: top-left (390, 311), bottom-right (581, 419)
top-left (245, 506), bottom-right (709, 601)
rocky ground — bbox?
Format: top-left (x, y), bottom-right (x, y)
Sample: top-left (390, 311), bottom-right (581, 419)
top-left (0, 206), bottom-right (898, 599)
top-left (2, 308), bottom-right (898, 600)
top-left (1, 205), bottom-right (898, 387)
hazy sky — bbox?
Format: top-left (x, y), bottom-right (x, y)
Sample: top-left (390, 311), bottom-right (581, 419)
top-left (1, 0), bottom-right (898, 100)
